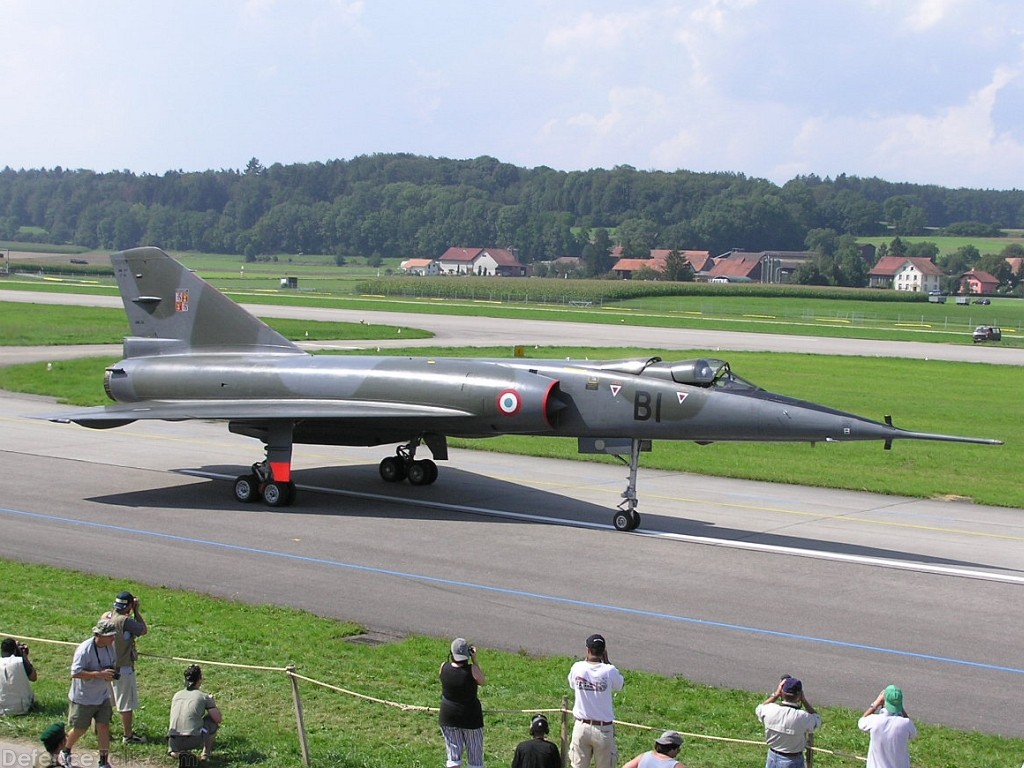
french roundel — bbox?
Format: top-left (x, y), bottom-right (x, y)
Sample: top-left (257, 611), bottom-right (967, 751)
top-left (497, 389), bottom-right (522, 416)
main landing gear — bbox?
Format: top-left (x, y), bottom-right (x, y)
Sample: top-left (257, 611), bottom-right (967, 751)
top-left (234, 461), bottom-right (296, 507)
top-left (232, 421), bottom-right (296, 507)
top-left (379, 440), bottom-right (439, 486)
top-left (611, 439), bottom-right (643, 532)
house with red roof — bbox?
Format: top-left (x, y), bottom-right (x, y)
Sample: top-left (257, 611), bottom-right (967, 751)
top-left (704, 252), bottom-right (764, 282)
top-left (610, 248), bottom-right (713, 279)
top-left (399, 258), bottom-right (438, 276)
top-left (436, 247), bottom-right (528, 276)
top-left (959, 268), bottom-right (999, 295)
top-left (867, 256), bottom-right (944, 293)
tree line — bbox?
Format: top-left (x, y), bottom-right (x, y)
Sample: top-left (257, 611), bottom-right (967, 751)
top-left (1, 154), bottom-right (1023, 268)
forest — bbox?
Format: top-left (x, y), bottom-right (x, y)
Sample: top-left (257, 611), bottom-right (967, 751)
top-left (1, 154), bottom-right (1023, 267)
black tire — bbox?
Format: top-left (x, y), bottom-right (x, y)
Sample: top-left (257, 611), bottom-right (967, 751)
top-left (379, 456), bottom-right (406, 482)
top-left (408, 459), bottom-right (438, 486)
top-left (628, 510), bottom-right (641, 531)
top-left (233, 474), bottom-right (260, 503)
top-left (613, 510), bottom-right (632, 531)
top-left (262, 480), bottom-right (294, 507)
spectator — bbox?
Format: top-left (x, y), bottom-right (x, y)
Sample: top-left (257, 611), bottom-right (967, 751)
top-left (858, 685), bottom-right (917, 768)
top-left (621, 730), bottom-right (686, 768)
top-left (168, 665), bottom-right (222, 763)
top-left (63, 621), bottom-right (119, 768)
top-left (99, 590), bottom-right (148, 744)
top-left (1, 637), bottom-right (37, 715)
top-left (511, 714), bottom-right (561, 768)
top-left (567, 634), bottom-right (624, 768)
top-left (439, 638), bottom-right (486, 768)
top-left (755, 676), bottom-right (821, 768)
top-left (35, 723), bottom-right (67, 768)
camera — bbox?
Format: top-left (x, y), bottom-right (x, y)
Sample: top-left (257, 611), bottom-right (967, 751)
top-left (15, 642), bottom-right (28, 657)
top-left (104, 666), bottom-right (121, 680)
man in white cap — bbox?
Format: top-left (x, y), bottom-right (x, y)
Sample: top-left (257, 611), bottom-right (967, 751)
top-left (567, 633), bottom-right (624, 768)
top-left (63, 620), bottom-right (119, 768)
top-left (858, 685), bottom-right (917, 768)
top-left (621, 730), bottom-right (686, 768)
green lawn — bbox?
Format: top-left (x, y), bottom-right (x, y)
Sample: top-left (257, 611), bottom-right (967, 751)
top-left (0, 302), bottom-right (431, 346)
top-left (1, 560), bottom-right (1019, 768)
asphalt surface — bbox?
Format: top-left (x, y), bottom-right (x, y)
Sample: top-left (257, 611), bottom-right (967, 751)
top-left (1, 288), bottom-right (1022, 739)
top-left (3, 287), bottom-right (1024, 365)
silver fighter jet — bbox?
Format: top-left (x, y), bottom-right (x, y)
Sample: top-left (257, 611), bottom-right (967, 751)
top-left (45, 247), bottom-right (1002, 531)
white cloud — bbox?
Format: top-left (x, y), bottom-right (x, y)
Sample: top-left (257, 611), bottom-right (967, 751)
top-left (1, 0), bottom-right (1022, 188)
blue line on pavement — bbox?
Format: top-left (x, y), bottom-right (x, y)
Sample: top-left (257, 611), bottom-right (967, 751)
top-left (3, 505), bottom-right (1022, 676)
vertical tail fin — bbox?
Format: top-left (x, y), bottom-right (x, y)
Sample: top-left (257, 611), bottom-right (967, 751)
top-left (113, 247), bottom-right (301, 356)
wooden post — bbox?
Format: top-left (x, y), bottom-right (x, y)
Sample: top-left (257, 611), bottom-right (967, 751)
top-left (287, 665), bottom-right (311, 768)
top-left (561, 696), bottom-right (570, 768)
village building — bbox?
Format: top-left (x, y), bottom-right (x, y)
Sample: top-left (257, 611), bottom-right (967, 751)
top-left (610, 248), bottom-right (713, 279)
top-left (399, 258), bottom-right (438, 276)
top-left (867, 256), bottom-right (944, 293)
top-left (959, 268), bottom-right (1000, 295)
top-left (436, 247), bottom-right (528, 276)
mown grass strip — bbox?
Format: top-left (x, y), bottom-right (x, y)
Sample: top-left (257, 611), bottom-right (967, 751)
top-left (1, 560), bottom-right (1020, 768)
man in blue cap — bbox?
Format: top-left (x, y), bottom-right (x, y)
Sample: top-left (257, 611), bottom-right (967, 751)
top-left (858, 685), bottom-right (917, 768)
top-left (755, 676), bottom-right (821, 768)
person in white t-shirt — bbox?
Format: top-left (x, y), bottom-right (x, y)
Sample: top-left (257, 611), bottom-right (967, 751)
top-left (0, 637), bottom-right (37, 716)
top-left (567, 634), bottom-right (624, 768)
top-left (858, 685), bottom-right (917, 768)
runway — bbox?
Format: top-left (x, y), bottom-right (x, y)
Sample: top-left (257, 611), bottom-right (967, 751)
top-left (1, 391), bottom-right (1022, 737)
top-left (2, 286), bottom-right (1022, 737)
top-left (2, 287), bottom-right (1024, 364)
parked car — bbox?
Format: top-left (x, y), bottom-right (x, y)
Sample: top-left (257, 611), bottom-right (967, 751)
top-left (972, 325), bottom-right (1001, 343)
top-left (974, 298), bottom-right (991, 305)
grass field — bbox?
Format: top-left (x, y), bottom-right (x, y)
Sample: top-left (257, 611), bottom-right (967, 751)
top-left (0, 302), bottom-right (431, 346)
top-left (3, 271), bottom-right (1022, 347)
top-left (2, 560), bottom-right (1020, 768)
top-left (858, 234), bottom-right (1024, 257)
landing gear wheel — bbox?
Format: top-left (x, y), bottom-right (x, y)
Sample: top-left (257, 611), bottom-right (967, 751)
top-left (233, 474), bottom-right (260, 503)
top-left (407, 459), bottom-right (438, 486)
top-left (613, 509), bottom-right (641, 531)
top-left (262, 480), bottom-right (295, 507)
top-left (379, 456), bottom-right (406, 482)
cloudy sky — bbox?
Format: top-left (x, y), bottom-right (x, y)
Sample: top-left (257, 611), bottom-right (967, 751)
top-left (2, 0), bottom-right (1022, 189)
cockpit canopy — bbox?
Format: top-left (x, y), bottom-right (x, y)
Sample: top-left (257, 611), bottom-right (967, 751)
top-left (590, 357), bottom-right (761, 390)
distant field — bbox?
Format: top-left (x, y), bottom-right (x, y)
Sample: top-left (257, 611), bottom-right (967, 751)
top-left (858, 233), bottom-right (1024, 256)
top-left (3, 245), bottom-right (1023, 348)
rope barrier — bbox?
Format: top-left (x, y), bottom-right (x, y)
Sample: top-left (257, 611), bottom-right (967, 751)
top-left (1, 629), bottom-right (867, 764)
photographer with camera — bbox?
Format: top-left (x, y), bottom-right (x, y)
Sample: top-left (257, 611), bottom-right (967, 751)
top-left (63, 620), bottom-right (119, 768)
top-left (99, 591), bottom-right (149, 744)
top-left (439, 638), bottom-right (486, 768)
top-left (1, 636), bottom-right (38, 715)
